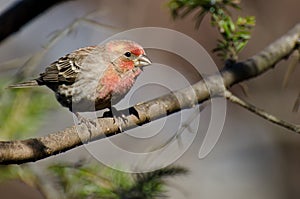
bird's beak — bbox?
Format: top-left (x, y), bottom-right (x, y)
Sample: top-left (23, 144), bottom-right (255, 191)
top-left (134, 54), bottom-right (152, 67)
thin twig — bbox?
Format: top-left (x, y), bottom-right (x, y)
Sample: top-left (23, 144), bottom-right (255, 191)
top-left (225, 90), bottom-right (300, 133)
top-left (146, 104), bottom-right (203, 153)
top-left (293, 91), bottom-right (300, 112)
top-left (0, 55), bottom-right (30, 72)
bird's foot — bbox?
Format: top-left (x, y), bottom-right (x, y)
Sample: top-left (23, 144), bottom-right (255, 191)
top-left (113, 116), bottom-right (128, 132)
top-left (103, 107), bottom-right (128, 132)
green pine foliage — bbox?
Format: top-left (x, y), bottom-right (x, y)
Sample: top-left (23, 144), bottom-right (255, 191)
top-left (167, 0), bottom-right (255, 61)
top-left (49, 162), bottom-right (188, 199)
top-left (212, 15), bottom-right (255, 60)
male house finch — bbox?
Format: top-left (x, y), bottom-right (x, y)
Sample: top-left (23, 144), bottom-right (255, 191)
top-left (9, 40), bottom-right (152, 115)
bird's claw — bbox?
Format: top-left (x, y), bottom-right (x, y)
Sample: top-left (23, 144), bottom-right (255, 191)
top-left (103, 107), bottom-right (129, 132)
top-left (113, 114), bottom-right (128, 132)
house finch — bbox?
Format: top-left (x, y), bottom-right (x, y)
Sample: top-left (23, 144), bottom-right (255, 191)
top-left (9, 40), bottom-right (152, 115)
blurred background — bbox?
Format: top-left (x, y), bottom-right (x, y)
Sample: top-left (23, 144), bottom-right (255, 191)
top-left (0, 0), bottom-right (299, 198)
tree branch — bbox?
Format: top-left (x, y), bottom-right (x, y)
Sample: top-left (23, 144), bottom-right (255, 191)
top-left (0, 0), bottom-right (69, 44)
top-left (1, 23), bottom-right (300, 165)
top-left (225, 90), bottom-right (300, 133)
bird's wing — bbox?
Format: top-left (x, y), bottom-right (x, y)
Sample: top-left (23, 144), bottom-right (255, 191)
top-left (40, 56), bottom-right (79, 84)
top-left (40, 46), bottom-right (106, 85)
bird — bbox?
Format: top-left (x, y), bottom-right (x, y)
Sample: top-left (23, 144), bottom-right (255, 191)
top-left (9, 40), bottom-right (152, 117)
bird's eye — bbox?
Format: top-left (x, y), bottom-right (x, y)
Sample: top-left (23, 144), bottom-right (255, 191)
top-left (124, 52), bottom-right (131, 57)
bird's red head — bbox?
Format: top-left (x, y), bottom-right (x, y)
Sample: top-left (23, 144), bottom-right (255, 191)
top-left (106, 40), bottom-right (152, 72)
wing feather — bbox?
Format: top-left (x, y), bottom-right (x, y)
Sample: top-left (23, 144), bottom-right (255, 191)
top-left (39, 46), bottom-right (103, 85)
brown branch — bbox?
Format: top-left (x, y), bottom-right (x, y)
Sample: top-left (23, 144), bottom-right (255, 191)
top-left (225, 90), bottom-right (300, 133)
top-left (1, 23), bottom-right (300, 165)
top-left (0, 0), bottom-right (69, 44)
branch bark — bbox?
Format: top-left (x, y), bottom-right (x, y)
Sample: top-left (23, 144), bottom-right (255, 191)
top-left (1, 23), bottom-right (300, 165)
top-left (225, 90), bottom-right (300, 133)
top-left (0, 0), bottom-right (69, 44)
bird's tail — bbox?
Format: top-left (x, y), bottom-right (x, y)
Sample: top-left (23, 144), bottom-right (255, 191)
top-left (8, 80), bottom-right (40, 88)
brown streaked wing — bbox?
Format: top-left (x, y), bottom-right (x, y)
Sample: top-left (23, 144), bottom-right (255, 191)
top-left (40, 53), bottom-right (82, 84)
top-left (40, 46), bottom-right (105, 85)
